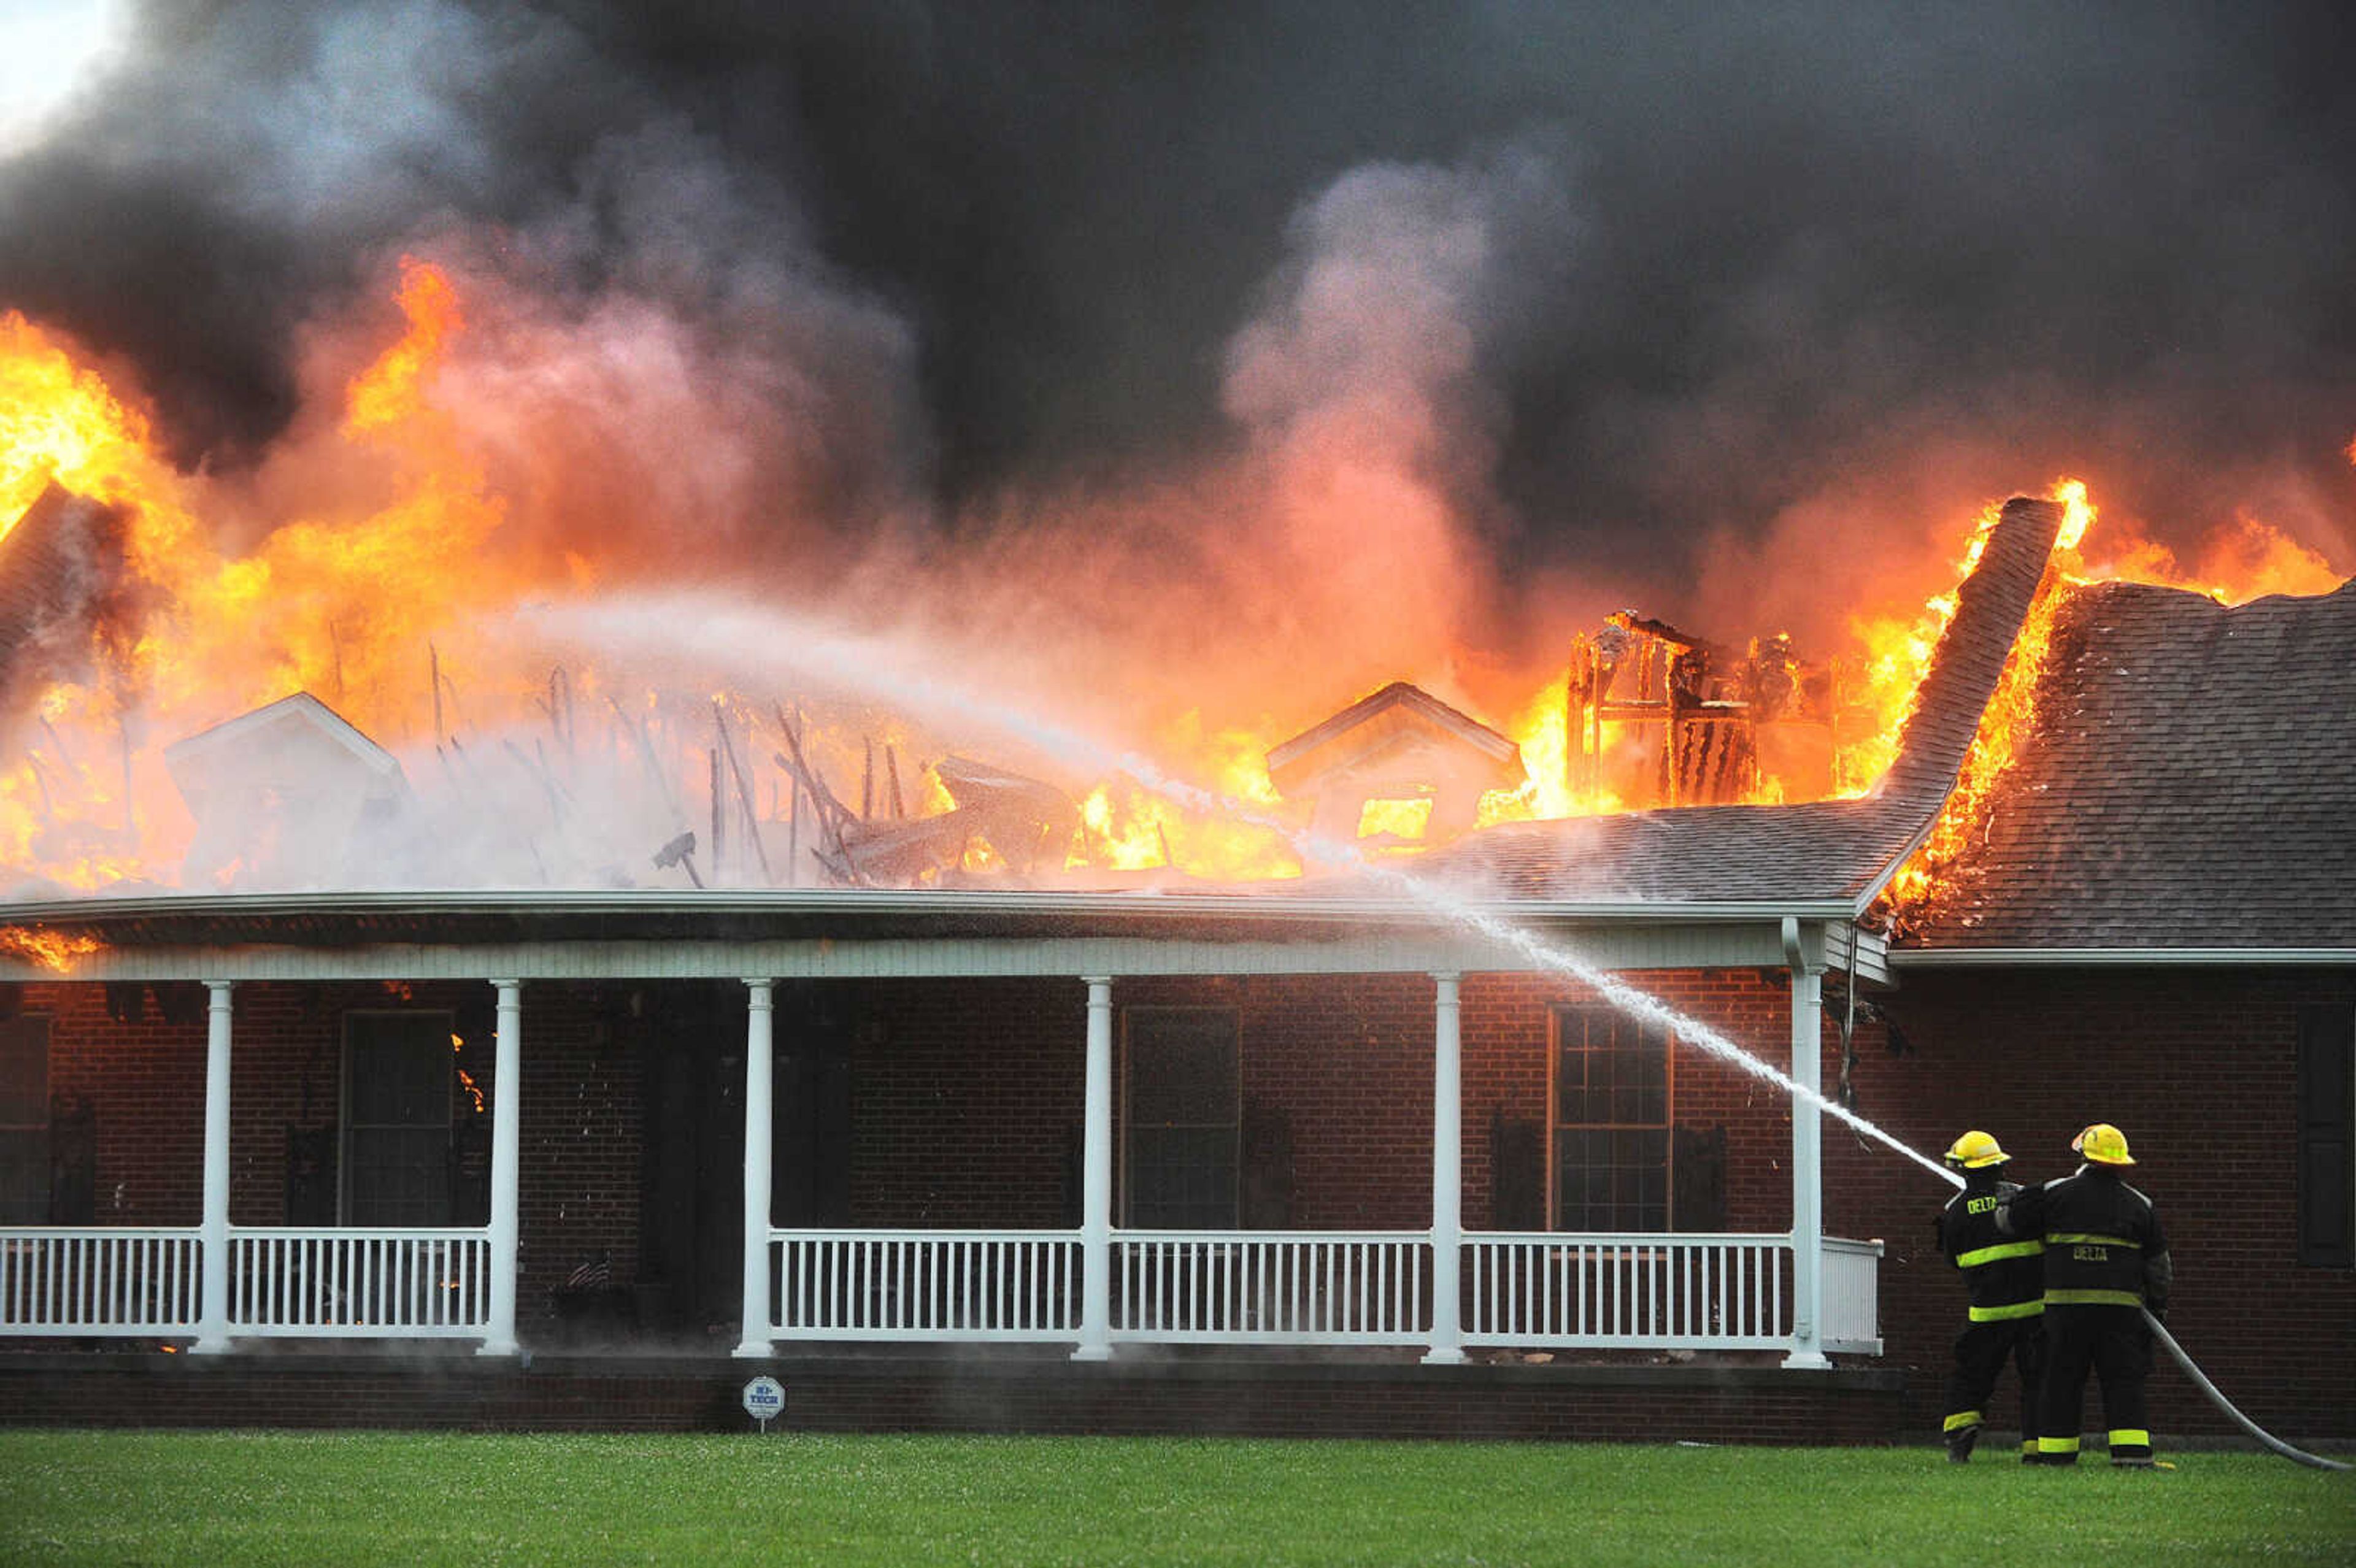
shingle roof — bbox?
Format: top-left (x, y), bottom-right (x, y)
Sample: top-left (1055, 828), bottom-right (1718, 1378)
top-left (1415, 497), bottom-right (2064, 905)
top-left (1901, 573), bottom-right (2356, 949)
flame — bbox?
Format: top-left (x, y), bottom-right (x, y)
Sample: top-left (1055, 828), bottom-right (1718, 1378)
top-left (2073, 510), bottom-right (2341, 604)
top-left (1074, 721), bottom-right (1299, 878)
top-left (0, 311), bottom-right (166, 539)
top-left (0, 257), bottom-right (516, 893)
top-left (1357, 797), bottom-right (1433, 840)
top-left (1877, 471), bottom-right (2344, 920)
top-left (0, 927), bottom-right (104, 972)
top-left (345, 258), bottom-right (461, 434)
top-left (452, 1032), bottom-right (485, 1114)
top-left (1876, 479), bottom-right (2101, 910)
top-left (2, 250), bottom-right (2347, 894)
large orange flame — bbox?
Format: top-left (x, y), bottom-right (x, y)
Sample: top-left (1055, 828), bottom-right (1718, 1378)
top-left (0, 256), bottom-right (2347, 894)
top-left (345, 258), bottom-right (463, 436)
top-left (1881, 482), bottom-right (2088, 912)
top-left (0, 928), bottom-right (103, 972)
top-left (0, 311), bottom-right (167, 539)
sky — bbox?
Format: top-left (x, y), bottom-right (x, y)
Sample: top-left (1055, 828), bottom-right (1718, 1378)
top-left (1, 1), bottom-right (2351, 666)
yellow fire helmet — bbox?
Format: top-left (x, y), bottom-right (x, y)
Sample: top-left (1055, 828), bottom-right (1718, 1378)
top-left (2071, 1122), bottom-right (2136, 1166)
top-left (1944, 1130), bottom-right (2009, 1169)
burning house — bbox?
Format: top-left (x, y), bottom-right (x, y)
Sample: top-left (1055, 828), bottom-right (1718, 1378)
top-left (9, 485), bottom-right (2344, 1451)
top-left (1, 0), bottom-right (2351, 1466)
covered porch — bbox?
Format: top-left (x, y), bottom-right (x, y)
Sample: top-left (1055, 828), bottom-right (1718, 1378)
top-left (0, 892), bottom-right (1885, 1370)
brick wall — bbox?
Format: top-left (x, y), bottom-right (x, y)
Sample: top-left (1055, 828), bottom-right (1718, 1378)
top-left (1833, 965), bottom-right (2356, 1443)
top-left (18, 982), bottom-right (207, 1226)
top-left (849, 977), bottom-right (1085, 1228)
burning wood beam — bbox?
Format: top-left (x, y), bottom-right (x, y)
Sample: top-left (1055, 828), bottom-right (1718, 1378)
top-left (714, 701), bottom-right (774, 885)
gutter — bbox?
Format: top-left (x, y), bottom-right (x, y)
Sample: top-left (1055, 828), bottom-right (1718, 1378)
top-left (0, 886), bottom-right (1862, 929)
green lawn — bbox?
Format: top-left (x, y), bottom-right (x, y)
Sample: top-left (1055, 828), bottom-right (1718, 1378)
top-left (1, 1431), bottom-right (2348, 1566)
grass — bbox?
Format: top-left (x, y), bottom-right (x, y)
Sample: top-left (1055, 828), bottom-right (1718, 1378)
top-left (0, 1431), bottom-right (2349, 1566)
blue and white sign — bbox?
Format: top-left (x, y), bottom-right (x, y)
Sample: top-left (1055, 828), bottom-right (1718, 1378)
top-left (742, 1375), bottom-right (785, 1428)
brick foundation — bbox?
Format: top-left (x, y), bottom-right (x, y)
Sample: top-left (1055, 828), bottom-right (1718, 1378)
top-left (0, 1349), bottom-right (1905, 1442)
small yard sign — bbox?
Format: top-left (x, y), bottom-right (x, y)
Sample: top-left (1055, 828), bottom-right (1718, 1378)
top-left (741, 1375), bottom-right (785, 1431)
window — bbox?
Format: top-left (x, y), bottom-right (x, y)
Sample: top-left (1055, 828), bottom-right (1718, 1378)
top-left (1123, 1008), bottom-right (1239, 1228)
top-left (0, 1017), bottom-right (48, 1224)
top-left (2297, 1004), bottom-right (2354, 1269)
top-left (343, 1012), bottom-right (455, 1226)
top-left (1551, 1006), bottom-right (1671, 1231)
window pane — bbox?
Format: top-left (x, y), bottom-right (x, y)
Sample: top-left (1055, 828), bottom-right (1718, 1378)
top-left (1125, 1010), bottom-right (1239, 1227)
top-left (1129, 1012), bottom-right (1238, 1126)
top-left (347, 1013), bottom-right (453, 1226)
top-left (1554, 1009), bottom-right (1668, 1130)
top-left (1553, 1007), bottom-right (1673, 1231)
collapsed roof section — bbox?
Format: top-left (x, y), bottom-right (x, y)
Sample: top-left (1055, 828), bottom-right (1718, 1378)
top-left (0, 492), bottom-right (2075, 922)
top-left (1417, 497), bottom-right (2065, 904)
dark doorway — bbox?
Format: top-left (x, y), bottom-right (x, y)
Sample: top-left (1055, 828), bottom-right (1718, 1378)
top-left (636, 982), bottom-right (854, 1339)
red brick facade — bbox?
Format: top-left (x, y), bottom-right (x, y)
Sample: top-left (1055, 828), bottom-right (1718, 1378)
top-left (1835, 966), bottom-right (2356, 1444)
top-left (9, 962), bottom-right (2350, 1443)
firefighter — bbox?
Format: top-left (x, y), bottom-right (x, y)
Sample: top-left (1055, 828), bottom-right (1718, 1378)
top-left (1936, 1130), bottom-right (2044, 1462)
top-left (2000, 1123), bottom-right (2172, 1467)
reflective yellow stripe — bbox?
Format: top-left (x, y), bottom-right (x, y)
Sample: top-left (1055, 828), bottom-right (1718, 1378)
top-left (1969, 1299), bottom-right (2044, 1322)
top-left (1944, 1410), bottom-right (1983, 1433)
top-left (1956, 1240), bottom-right (2044, 1267)
top-left (2045, 1232), bottom-right (2139, 1248)
top-left (2108, 1429), bottom-right (2150, 1448)
top-left (2044, 1288), bottom-right (2144, 1307)
top-left (2038, 1435), bottom-right (2081, 1455)
top-left (2020, 1440), bottom-right (2038, 1455)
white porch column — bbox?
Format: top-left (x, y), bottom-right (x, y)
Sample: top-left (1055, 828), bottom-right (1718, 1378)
top-left (191, 981), bottom-right (234, 1354)
top-left (1782, 921), bottom-right (1830, 1369)
top-left (1073, 976), bottom-right (1114, 1361)
top-left (1424, 971), bottom-right (1465, 1365)
top-left (479, 979), bottom-right (523, 1357)
top-left (735, 978), bottom-right (777, 1358)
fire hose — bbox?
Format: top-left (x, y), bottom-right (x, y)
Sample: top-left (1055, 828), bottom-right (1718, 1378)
top-left (2141, 1308), bottom-right (2350, 1472)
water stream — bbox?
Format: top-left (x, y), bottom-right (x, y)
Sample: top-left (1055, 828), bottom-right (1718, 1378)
top-left (527, 592), bottom-right (1965, 1191)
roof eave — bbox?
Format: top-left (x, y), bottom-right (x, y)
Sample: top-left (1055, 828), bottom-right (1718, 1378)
top-left (1890, 945), bottom-right (2356, 968)
top-left (0, 886), bottom-right (1863, 929)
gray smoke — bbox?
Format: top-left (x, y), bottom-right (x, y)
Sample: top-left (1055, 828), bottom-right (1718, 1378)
top-left (2, 0), bottom-right (2350, 629)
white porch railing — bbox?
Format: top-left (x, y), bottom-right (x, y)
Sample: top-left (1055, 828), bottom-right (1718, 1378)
top-left (3, 1224), bottom-right (1876, 1358)
top-left (228, 1228), bottom-right (491, 1337)
top-left (771, 1229), bottom-right (1082, 1340)
top-left (767, 1228), bottom-right (1878, 1356)
top-left (1112, 1231), bottom-right (1428, 1345)
top-left (1819, 1235), bottom-right (1884, 1355)
top-left (1461, 1233), bottom-right (1793, 1350)
top-left (0, 1228), bottom-right (202, 1336)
